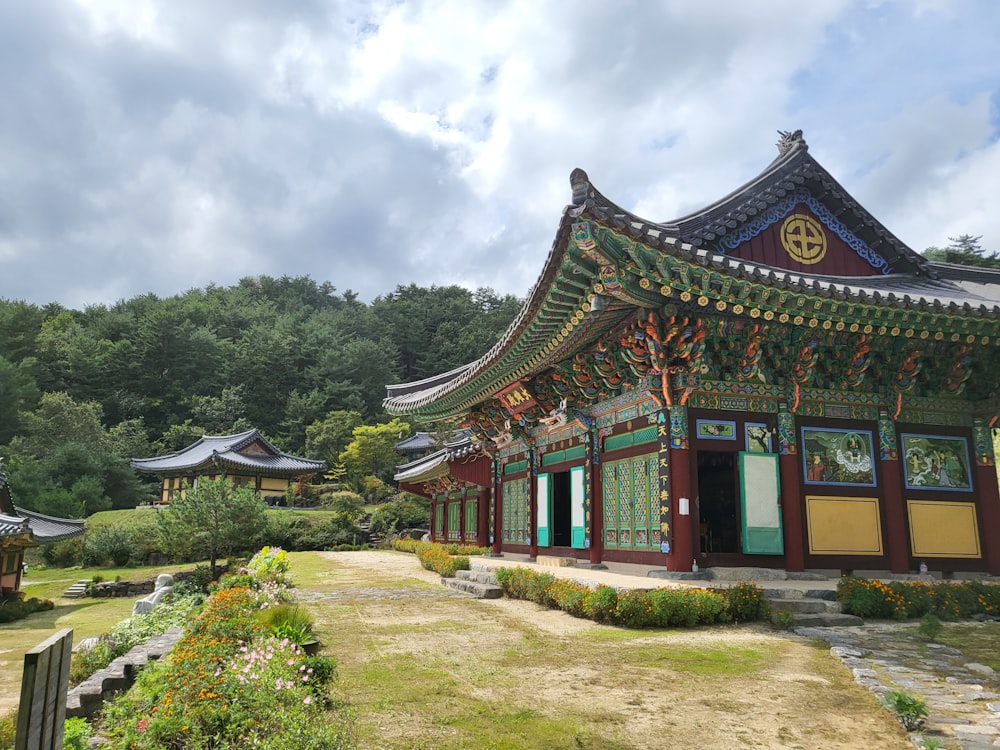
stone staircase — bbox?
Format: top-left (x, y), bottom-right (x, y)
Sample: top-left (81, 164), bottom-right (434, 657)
top-left (62, 580), bottom-right (90, 599)
top-left (442, 569), bottom-right (503, 599)
top-left (760, 587), bottom-right (863, 627)
top-left (66, 627), bottom-right (184, 719)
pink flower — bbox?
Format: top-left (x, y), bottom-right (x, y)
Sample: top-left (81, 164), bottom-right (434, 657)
top-left (303, 696), bottom-right (311, 705)
top-left (137, 718), bottom-right (149, 733)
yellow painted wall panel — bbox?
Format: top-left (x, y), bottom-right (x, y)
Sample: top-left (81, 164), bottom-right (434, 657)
top-left (907, 500), bottom-right (981, 558)
top-left (806, 496), bottom-right (883, 555)
top-left (260, 478), bottom-right (289, 492)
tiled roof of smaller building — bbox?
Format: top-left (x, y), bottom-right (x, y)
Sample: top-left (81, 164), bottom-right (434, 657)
top-left (1, 470), bottom-right (85, 541)
top-left (0, 511), bottom-right (30, 538)
top-left (131, 428), bottom-right (326, 476)
top-left (14, 507), bottom-right (86, 542)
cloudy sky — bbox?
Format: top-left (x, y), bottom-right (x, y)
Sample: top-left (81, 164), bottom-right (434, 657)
top-left (1, 1), bottom-right (998, 309)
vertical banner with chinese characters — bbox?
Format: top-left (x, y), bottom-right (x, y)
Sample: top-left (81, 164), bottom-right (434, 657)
top-left (657, 410), bottom-right (672, 553)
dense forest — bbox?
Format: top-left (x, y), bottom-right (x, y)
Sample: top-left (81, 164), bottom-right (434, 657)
top-left (0, 277), bottom-right (521, 517)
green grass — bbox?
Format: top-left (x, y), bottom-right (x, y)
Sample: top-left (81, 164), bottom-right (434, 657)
top-left (935, 621), bottom-right (1000, 670)
top-left (20, 561), bottom-right (204, 601)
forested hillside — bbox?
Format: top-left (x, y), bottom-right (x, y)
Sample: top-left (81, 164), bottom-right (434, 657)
top-left (0, 276), bottom-right (520, 516)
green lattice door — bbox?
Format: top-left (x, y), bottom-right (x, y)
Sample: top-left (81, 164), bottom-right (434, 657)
top-left (739, 452), bottom-right (784, 555)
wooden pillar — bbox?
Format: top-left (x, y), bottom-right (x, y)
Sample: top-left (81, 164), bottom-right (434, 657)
top-left (878, 411), bottom-right (910, 573)
top-left (777, 408), bottom-right (805, 572)
top-left (477, 487), bottom-right (489, 548)
top-left (492, 475), bottom-right (503, 556)
top-left (974, 421), bottom-right (1000, 575)
top-left (459, 493), bottom-right (466, 545)
top-left (529, 448), bottom-right (539, 560)
top-left (429, 498), bottom-right (437, 543)
top-left (666, 406), bottom-right (692, 572)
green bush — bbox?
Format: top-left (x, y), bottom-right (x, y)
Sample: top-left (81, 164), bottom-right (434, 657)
top-left (725, 581), bottom-right (770, 623)
top-left (547, 578), bottom-right (591, 617)
top-left (837, 577), bottom-right (1000, 620)
top-left (40, 537), bottom-right (83, 567)
top-left (370, 497), bottom-right (430, 537)
top-left (62, 717), bottom-right (92, 749)
top-left (415, 543), bottom-right (470, 577)
top-left (0, 708), bottom-right (16, 749)
top-left (0, 596), bottom-right (55, 623)
top-left (494, 567), bottom-right (766, 629)
top-left (582, 585), bottom-right (619, 624)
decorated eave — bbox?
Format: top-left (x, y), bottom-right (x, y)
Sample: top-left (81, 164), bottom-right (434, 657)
top-left (394, 435), bottom-right (486, 496)
top-left (384, 131), bottom-right (1000, 424)
top-left (131, 428), bottom-right (326, 478)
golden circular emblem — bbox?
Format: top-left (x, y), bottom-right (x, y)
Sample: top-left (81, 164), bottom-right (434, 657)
top-left (849, 323), bottom-right (859, 333)
top-left (733, 304), bottom-right (744, 315)
top-left (660, 285), bottom-right (671, 296)
top-left (639, 277), bottom-right (651, 289)
top-left (697, 296), bottom-right (709, 307)
top-left (749, 308), bottom-right (760, 318)
top-left (680, 291), bottom-right (692, 302)
top-left (715, 300), bottom-right (727, 312)
top-left (934, 331), bottom-right (944, 341)
top-left (793, 315), bottom-right (804, 326)
top-left (780, 213), bottom-right (827, 265)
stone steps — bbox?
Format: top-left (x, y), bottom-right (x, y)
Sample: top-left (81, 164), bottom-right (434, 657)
top-left (442, 569), bottom-right (503, 599)
top-left (62, 580), bottom-right (90, 599)
top-left (66, 627), bottom-right (184, 719)
top-left (762, 587), bottom-right (862, 626)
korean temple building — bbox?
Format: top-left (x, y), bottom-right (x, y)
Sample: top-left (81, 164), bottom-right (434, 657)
top-left (131, 428), bottom-right (326, 505)
top-left (385, 131), bottom-right (1000, 576)
top-left (1, 468), bottom-right (85, 595)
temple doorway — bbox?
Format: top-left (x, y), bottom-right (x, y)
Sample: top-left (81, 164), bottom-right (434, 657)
top-left (697, 452), bottom-right (740, 554)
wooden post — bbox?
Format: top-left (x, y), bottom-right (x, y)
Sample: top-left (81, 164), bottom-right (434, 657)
top-left (16, 629), bottom-right (73, 750)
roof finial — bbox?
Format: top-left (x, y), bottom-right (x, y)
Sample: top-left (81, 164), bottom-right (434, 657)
top-left (776, 129), bottom-right (806, 156)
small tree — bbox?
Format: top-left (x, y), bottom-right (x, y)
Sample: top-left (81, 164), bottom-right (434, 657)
top-left (158, 478), bottom-right (266, 574)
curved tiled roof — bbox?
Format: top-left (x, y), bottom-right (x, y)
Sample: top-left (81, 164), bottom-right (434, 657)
top-left (1, 471), bottom-right (85, 542)
top-left (13, 507), bottom-right (86, 542)
top-left (384, 132), bottom-right (1000, 420)
top-left (131, 428), bottom-right (325, 476)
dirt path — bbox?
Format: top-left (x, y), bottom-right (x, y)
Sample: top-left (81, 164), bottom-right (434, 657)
top-left (309, 551), bottom-right (910, 749)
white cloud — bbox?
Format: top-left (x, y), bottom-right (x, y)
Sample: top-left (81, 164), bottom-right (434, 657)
top-left (0, 0), bottom-right (998, 307)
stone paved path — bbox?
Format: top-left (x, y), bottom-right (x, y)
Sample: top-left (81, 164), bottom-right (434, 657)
top-left (795, 623), bottom-right (1000, 749)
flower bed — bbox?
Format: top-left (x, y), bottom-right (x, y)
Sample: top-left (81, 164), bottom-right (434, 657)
top-left (99, 547), bottom-right (349, 749)
top-left (837, 577), bottom-right (1000, 620)
top-left (391, 539), bottom-right (488, 577)
top-left (493, 567), bottom-right (769, 628)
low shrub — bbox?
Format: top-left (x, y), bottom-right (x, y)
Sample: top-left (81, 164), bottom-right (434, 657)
top-left (62, 716), bottom-right (92, 750)
top-left (582, 585), bottom-right (619, 624)
top-left (837, 577), bottom-right (907, 619)
top-left (0, 708), bottom-right (15, 749)
top-left (40, 537), bottom-right (83, 567)
top-left (416, 543), bottom-right (470, 577)
top-left (725, 581), bottom-right (770, 623)
top-left (495, 567), bottom-right (767, 629)
top-left (0, 596), bottom-right (54, 623)
top-left (882, 690), bottom-right (928, 731)
top-left (837, 577), bottom-right (1000, 620)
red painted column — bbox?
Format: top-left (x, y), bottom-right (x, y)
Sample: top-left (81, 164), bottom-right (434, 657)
top-left (529, 449), bottom-right (539, 560)
top-left (589, 432), bottom-right (603, 566)
top-left (477, 488), bottom-right (489, 548)
top-left (492, 479), bottom-right (503, 556)
top-left (778, 409), bottom-right (805, 572)
top-left (974, 421), bottom-right (1000, 575)
top-left (429, 498), bottom-right (437, 543)
top-left (459, 493), bottom-right (466, 545)
top-left (666, 406), bottom-right (692, 572)
top-left (879, 412), bottom-right (909, 573)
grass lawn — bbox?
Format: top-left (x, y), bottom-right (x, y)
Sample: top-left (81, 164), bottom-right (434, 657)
top-left (297, 551), bottom-right (912, 750)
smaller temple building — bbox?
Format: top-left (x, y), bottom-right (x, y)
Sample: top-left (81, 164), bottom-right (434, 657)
top-left (131, 428), bottom-right (326, 505)
top-left (1, 467), bottom-right (85, 595)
